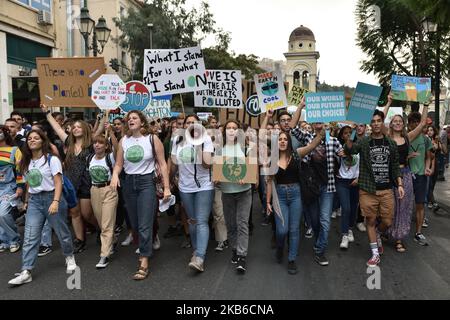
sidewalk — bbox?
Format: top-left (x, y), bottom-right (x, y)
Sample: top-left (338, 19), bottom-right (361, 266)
top-left (434, 167), bottom-right (450, 214)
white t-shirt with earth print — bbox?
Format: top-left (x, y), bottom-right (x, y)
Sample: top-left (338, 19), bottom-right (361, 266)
top-left (121, 135), bottom-right (155, 175)
top-left (89, 153), bottom-right (115, 184)
top-left (26, 155), bottom-right (63, 194)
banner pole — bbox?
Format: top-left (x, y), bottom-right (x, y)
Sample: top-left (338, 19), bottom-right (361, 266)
top-left (179, 93), bottom-right (185, 116)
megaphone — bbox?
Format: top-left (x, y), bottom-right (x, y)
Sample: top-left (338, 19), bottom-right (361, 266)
top-left (185, 122), bottom-right (208, 146)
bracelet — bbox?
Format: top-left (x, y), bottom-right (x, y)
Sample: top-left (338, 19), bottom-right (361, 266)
top-left (398, 185), bottom-right (403, 187)
top-left (53, 199), bottom-right (60, 202)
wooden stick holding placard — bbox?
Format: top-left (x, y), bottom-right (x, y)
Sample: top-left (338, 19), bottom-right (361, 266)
top-left (179, 93), bottom-right (185, 116)
top-left (104, 110), bottom-right (110, 140)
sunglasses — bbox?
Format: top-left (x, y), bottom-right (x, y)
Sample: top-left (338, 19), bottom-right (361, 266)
top-left (262, 83), bottom-right (278, 91)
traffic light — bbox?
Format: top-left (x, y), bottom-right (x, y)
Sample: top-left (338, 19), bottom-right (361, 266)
top-left (109, 58), bottom-right (119, 72)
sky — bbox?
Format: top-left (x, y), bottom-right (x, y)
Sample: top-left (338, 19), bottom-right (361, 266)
top-left (187, 0), bottom-right (378, 87)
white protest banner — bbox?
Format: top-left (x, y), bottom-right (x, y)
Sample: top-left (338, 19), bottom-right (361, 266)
top-left (91, 74), bottom-right (126, 110)
top-left (194, 70), bottom-right (242, 108)
top-left (142, 99), bottom-right (171, 119)
top-left (143, 46), bottom-right (208, 97)
top-left (254, 70), bottom-right (288, 112)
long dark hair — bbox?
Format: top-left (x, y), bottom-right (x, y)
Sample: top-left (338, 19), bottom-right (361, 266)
top-left (222, 119), bottom-right (242, 146)
top-left (337, 125), bottom-right (352, 145)
top-left (0, 125), bottom-right (15, 146)
top-left (279, 131), bottom-right (294, 156)
top-left (20, 129), bottom-right (52, 174)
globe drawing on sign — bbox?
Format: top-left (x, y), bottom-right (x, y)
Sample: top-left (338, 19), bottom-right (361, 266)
top-left (89, 166), bottom-right (109, 184)
top-left (222, 157), bottom-right (247, 182)
top-left (178, 147), bottom-right (195, 164)
top-left (261, 81), bottom-right (279, 96)
top-left (125, 145), bottom-right (144, 163)
top-left (246, 95), bottom-right (261, 116)
top-left (27, 169), bottom-right (43, 188)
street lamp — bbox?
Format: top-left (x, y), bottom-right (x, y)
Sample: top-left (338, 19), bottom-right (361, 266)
top-left (147, 23), bottom-right (153, 49)
top-left (77, 7), bottom-right (111, 57)
top-left (422, 17), bottom-right (441, 127)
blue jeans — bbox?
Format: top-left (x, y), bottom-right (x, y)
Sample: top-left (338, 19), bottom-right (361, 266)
top-left (179, 189), bottom-right (214, 259)
top-left (304, 185), bottom-right (334, 256)
top-left (22, 191), bottom-right (73, 270)
top-left (336, 178), bottom-right (359, 235)
top-left (275, 183), bottom-right (302, 262)
top-left (40, 220), bottom-right (53, 247)
top-left (0, 197), bottom-right (20, 247)
top-left (122, 173), bottom-right (156, 257)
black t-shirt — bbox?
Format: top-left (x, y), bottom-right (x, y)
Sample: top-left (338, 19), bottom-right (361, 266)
top-left (275, 157), bottom-right (300, 185)
top-left (310, 140), bottom-right (328, 186)
top-left (369, 138), bottom-right (392, 190)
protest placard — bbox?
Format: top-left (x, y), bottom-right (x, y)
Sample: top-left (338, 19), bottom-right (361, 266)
top-left (143, 46), bottom-right (208, 96)
top-left (305, 92), bottom-right (346, 123)
top-left (391, 75), bottom-right (431, 103)
top-left (120, 81), bottom-right (151, 112)
top-left (194, 70), bottom-right (242, 108)
top-left (212, 156), bottom-right (258, 184)
top-left (36, 57), bottom-right (105, 107)
top-left (346, 82), bottom-right (383, 124)
top-left (91, 74), bottom-right (126, 110)
top-left (254, 70), bottom-right (288, 112)
top-left (288, 85), bottom-right (308, 106)
top-left (142, 99), bottom-right (171, 119)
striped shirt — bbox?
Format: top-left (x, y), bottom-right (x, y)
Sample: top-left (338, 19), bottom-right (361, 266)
top-left (0, 146), bottom-right (24, 186)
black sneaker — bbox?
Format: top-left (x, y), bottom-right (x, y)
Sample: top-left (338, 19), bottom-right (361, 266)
top-left (231, 250), bottom-right (238, 264)
top-left (276, 247), bottom-right (283, 263)
top-left (288, 261), bottom-right (298, 275)
top-left (114, 225), bottom-right (123, 235)
top-left (73, 239), bottom-right (86, 254)
top-left (314, 254), bottom-right (329, 266)
top-left (261, 216), bottom-right (270, 226)
top-left (236, 256), bottom-right (246, 273)
top-left (164, 225), bottom-right (182, 238)
top-left (414, 233), bottom-right (429, 246)
top-left (37, 246), bottom-right (52, 257)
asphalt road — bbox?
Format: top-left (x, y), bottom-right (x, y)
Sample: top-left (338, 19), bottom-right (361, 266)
top-left (1, 191), bottom-right (450, 300)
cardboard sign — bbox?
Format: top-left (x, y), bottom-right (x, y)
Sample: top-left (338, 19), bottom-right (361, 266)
top-left (194, 70), bottom-right (242, 108)
top-left (305, 92), bottom-right (346, 123)
top-left (212, 156), bottom-right (258, 184)
top-left (36, 57), bottom-right (105, 107)
top-left (120, 81), bottom-right (151, 112)
top-left (254, 70), bottom-right (288, 112)
top-left (347, 82), bottom-right (383, 124)
top-left (142, 99), bottom-right (171, 119)
top-left (288, 85), bottom-right (308, 106)
top-left (91, 74), bottom-right (126, 110)
top-left (391, 75), bottom-right (431, 103)
top-left (143, 46), bottom-right (208, 96)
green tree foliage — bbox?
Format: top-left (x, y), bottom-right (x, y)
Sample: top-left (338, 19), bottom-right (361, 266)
top-left (356, 0), bottom-right (450, 86)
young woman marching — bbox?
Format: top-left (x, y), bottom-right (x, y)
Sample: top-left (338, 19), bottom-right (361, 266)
top-left (8, 129), bottom-right (76, 286)
top-left (110, 110), bottom-right (171, 280)
top-left (170, 115), bottom-right (214, 272)
top-left (266, 129), bottom-right (324, 274)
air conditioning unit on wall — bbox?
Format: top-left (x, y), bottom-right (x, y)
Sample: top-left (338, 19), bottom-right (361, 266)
top-left (37, 10), bottom-right (52, 26)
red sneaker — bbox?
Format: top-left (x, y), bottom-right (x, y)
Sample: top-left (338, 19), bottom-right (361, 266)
top-left (367, 255), bottom-right (380, 267)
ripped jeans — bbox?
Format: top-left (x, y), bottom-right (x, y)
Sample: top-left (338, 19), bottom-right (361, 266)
top-left (179, 189), bottom-right (214, 260)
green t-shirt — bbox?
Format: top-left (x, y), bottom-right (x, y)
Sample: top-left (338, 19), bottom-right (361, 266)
top-left (409, 134), bottom-right (432, 175)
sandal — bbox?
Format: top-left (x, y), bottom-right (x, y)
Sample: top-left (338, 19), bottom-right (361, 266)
top-left (132, 265), bottom-right (149, 280)
top-left (395, 241), bottom-right (406, 253)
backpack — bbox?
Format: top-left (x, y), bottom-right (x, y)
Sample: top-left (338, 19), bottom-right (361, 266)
top-left (47, 154), bottom-right (78, 209)
top-left (149, 135), bottom-right (164, 199)
top-left (86, 152), bottom-right (114, 174)
top-left (293, 152), bottom-right (320, 205)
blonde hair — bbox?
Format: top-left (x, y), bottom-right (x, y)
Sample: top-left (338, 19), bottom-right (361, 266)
top-left (65, 120), bottom-right (92, 167)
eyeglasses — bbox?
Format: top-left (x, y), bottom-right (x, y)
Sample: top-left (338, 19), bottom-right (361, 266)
top-left (279, 119), bottom-right (290, 123)
top-left (262, 83), bottom-right (278, 91)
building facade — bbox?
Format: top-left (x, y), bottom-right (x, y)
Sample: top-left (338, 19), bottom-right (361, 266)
top-left (284, 25), bottom-right (320, 92)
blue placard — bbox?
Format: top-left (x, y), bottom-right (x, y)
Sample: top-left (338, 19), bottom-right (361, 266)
top-left (305, 92), bottom-right (346, 123)
top-left (346, 82), bottom-right (383, 124)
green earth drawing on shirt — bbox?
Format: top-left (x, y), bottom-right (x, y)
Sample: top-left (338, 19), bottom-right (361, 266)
top-left (126, 145), bottom-right (144, 163)
top-left (27, 169), bottom-right (43, 188)
top-left (222, 157), bottom-right (247, 182)
top-left (89, 166), bottom-right (109, 184)
top-left (178, 147), bottom-right (196, 164)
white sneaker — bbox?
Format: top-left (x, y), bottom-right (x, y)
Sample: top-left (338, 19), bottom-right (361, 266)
top-left (9, 243), bottom-right (21, 253)
top-left (348, 230), bottom-right (355, 242)
top-left (356, 222), bottom-right (366, 232)
top-left (331, 211), bottom-right (337, 219)
top-left (336, 208), bottom-right (342, 217)
top-left (0, 243), bottom-right (7, 253)
top-left (135, 248), bottom-right (140, 254)
top-left (65, 255), bottom-right (77, 272)
top-left (121, 233), bottom-right (133, 246)
top-left (153, 234), bottom-right (161, 251)
top-left (340, 235), bottom-right (349, 249)
top-left (188, 256), bottom-right (204, 272)
top-left (8, 270), bottom-right (32, 286)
